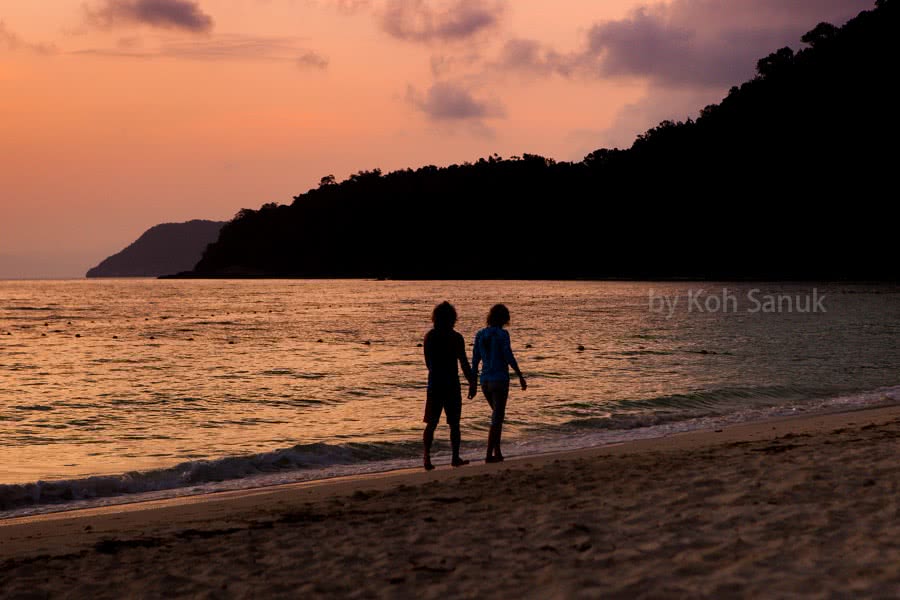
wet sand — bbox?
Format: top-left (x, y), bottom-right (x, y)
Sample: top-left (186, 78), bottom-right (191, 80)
top-left (3, 404), bottom-right (900, 598)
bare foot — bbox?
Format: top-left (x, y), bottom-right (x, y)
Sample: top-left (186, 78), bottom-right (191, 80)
top-left (451, 457), bottom-right (470, 467)
top-left (424, 460), bottom-right (435, 471)
top-left (485, 455), bottom-right (501, 464)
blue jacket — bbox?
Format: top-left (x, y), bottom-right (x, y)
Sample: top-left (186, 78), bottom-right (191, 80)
top-left (472, 326), bottom-right (519, 383)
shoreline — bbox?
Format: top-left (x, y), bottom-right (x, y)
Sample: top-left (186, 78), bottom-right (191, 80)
top-left (158, 274), bottom-right (900, 283)
top-left (3, 394), bottom-right (897, 521)
top-left (5, 403), bottom-right (900, 596)
top-left (3, 403), bottom-right (899, 556)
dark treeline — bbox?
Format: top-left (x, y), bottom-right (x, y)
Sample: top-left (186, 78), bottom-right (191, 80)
top-left (178, 1), bottom-right (897, 281)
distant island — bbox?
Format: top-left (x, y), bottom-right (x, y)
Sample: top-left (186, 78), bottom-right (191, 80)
top-left (168, 1), bottom-right (896, 281)
top-left (87, 220), bottom-right (225, 278)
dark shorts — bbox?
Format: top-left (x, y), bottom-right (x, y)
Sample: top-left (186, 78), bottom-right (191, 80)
top-left (482, 380), bottom-right (509, 426)
top-left (424, 387), bottom-right (462, 425)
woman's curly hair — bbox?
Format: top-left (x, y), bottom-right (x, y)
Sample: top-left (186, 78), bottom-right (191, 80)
top-left (486, 303), bottom-right (510, 327)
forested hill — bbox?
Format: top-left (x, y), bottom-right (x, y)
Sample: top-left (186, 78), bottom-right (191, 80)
top-left (174, 1), bottom-right (896, 281)
top-left (88, 220), bottom-right (225, 278)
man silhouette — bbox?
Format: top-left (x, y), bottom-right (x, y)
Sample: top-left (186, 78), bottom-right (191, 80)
top-left (422, 301), bottom-right (476, 470)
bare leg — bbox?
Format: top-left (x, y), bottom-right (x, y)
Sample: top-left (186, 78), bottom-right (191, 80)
top-left (484, 388), bottom-right (496, 462)
top-left (450, 423), bottom-right (468, 466)
top-left (423, 422), bottom-right (437, 470)
top-left (485, 425), bottom-right (500, 463)
top-left (489, 384), bottom-right (508, 461)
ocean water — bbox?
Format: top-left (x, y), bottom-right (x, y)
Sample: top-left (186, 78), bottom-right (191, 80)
top-left (1, 280), bottom-right (898, 517)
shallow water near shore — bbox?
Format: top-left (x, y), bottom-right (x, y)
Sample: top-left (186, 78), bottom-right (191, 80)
top-left (1, 279), bottom-right (898, 515)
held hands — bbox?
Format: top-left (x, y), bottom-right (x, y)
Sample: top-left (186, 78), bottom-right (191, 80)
top-left (519, 375), bottom-right (527, 391)
top-left (468, 382), bottom-right (478, 399)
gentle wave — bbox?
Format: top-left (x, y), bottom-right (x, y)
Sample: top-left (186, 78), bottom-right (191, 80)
top-left (2, 385), bottom-right (897, 515)
top-left (610, 384), bottom-right (836, 412)
top-left (0, 441), bottom-right (419, 512)
top-left (556, 385), bottom-right (900, 431)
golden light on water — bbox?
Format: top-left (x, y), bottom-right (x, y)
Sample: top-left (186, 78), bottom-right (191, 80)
top-left (2, 280), bottom-right (897, 490)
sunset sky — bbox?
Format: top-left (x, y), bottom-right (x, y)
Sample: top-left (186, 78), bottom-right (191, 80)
top-left (0, 0), bottom-right (871, 278)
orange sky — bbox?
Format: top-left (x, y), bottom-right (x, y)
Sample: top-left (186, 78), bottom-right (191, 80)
top-left (0, 0), bottom-right (870, 277)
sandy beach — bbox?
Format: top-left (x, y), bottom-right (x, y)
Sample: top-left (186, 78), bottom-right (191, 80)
top-left (3, 404), bottom-right (900, 598)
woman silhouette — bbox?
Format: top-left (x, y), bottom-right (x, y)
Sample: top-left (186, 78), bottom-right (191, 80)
top-left (471, 304), bottom-right (526, 463)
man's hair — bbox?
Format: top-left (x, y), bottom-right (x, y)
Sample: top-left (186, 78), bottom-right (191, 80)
top-left (486, 303), bottom-right (510, 327)
top-left (432, 301), bottom-right (458, 330)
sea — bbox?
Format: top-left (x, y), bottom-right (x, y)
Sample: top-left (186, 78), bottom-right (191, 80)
top-left (1, 280), bottom-right (898, 518)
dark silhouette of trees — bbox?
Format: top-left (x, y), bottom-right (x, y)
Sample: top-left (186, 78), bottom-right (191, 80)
top-left (802, 22), bottom-right (840, 47)
top-left (318, 175), bottom-right (336, 187)
top-left (176, 1), bottom-right (897, 281)
top-left (755, 47), bottom-right (795, 78)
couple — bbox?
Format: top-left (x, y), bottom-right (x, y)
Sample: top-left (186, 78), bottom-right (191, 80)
top-left (422, 301), bottom-right (527, 470)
